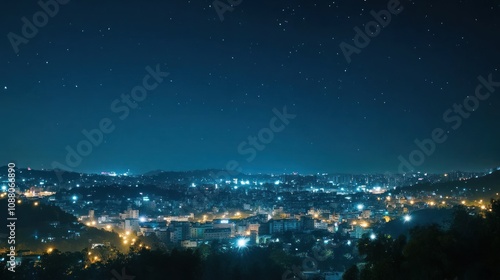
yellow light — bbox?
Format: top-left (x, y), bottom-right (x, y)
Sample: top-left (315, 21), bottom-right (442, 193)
top-left (34, 202), bottom-right (39, 206)
top-left (123, 240), bottom-right (128, 245)
top-left (88, 252), bottom-right (92, 255)
top-left (352, 221), bottom-right (357, 225)
top-left (17, 200), bottom-right (22, 204)
top-left (91, 221), bottom-right (96, 225)
top-left (236, 212), bottom-right (241, 216)
top-left (47, 248), bottom-right (53, 253)
top-left (442, 201), bottom-right (446, 205)
top-left (125, 231), bottom-right (130, 235)
top-left (86, 222), bottom-right (91, 226)
top-left (481, 205), bottom-right (486, 210)
top-left (106, 225), bottom-right (111, 229)
top-left (132, 238), bottom-right (136, 242)
top-left (360, 222), bottom-right (368, 228)
top-left (462, 200), bottom-right (466, 205)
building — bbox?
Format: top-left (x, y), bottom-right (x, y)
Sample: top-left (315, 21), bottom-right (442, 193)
top-left (123, 218), bottom-right (140, 232)
top-left (181, 240), bottom-right (198, 248)
top-left (269, 219), bottom-right (301, 234)
top-left (204, 228), bottom-right (231, 240)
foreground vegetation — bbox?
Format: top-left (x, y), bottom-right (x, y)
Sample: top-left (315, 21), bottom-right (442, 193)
top-left (344, 199), bottom-right (500, 280)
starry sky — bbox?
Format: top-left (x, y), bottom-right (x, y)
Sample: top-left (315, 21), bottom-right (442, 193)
top-left (1, 0), bottom-right (499, 175)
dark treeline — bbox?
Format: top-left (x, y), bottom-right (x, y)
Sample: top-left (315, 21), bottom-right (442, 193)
top-left (0, 244), bottom-right (289, 280)
top-left (344, 199), bottom-right (500, 280)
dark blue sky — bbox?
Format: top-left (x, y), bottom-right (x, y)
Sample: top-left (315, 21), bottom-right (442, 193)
top-left (1, 0), bottom-right (499, 174)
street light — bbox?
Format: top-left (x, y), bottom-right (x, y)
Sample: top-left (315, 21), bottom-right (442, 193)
top-left (404, 215), bottom-right (411, 222)
top-left (237, 238), bottom-right (248, 248)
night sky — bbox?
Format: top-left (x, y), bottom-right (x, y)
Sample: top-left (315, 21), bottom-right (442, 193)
top-left (1, 0), bottom-right (499, 175)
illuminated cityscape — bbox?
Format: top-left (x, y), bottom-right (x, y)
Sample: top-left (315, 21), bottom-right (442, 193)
top-left (1, 0), bottom-right (500, 279)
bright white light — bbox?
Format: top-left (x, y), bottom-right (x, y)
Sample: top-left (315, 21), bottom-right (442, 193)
top-left (357, 204), bottom-right (364, 211)
top-left (139, 217), bottom-right (146, 223)
top-left (370, 233), bottom-right (376, 240)
top-left (72, 196), bottom-right (77, 201)
top-left (237, 238), bottom-right (248, 248)
top-left (404, 215), bottom-right (411, 222)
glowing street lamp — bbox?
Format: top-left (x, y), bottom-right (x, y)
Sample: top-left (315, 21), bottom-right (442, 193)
top-left (236, 238), bottom-right (248, 248)
top-left (403, 215), bottom-right (411, 222)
